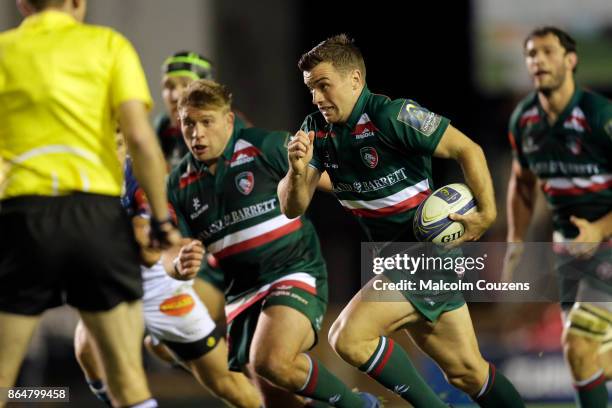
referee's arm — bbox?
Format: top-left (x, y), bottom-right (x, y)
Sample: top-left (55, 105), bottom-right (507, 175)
top-left (119, 100), bottom-right (170, 223)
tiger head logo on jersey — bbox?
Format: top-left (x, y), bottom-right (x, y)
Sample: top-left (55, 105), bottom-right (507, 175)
top-left (565, 134), bottom-right (582, 155)
top-left (235, 171), bottom-right (254, 195)
top-left (360, 147), bottom-right (379, 169)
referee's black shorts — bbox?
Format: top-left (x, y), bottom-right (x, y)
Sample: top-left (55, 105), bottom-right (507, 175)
top-left (0, 193), bottom-right (143, 315)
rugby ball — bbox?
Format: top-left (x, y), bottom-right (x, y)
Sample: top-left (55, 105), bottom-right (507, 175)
top-left (413, 183), bottom-right (477, 243)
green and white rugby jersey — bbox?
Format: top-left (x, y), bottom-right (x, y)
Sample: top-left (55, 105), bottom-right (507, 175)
top-left (508, 88), bottom-right (612, 238)
top-left (304, 86), bottom-right (450, 242)
top-left (167, 127), bottom-right (327, 302)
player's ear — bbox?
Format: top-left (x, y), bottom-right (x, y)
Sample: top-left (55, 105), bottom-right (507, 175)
top-left (71, 0), bottom-right (87, 22)
top-left (350, 68), bottom-right (363, 91)
top-left (16, 0), bottom-right (35, 17)
top-left (566, 52), bottom-right (578, 73)
top-left (225, 110), bottom-right (235, 127)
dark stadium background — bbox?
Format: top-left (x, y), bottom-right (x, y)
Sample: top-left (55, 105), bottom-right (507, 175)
top-left (1, 0), bottom-right (610, 406)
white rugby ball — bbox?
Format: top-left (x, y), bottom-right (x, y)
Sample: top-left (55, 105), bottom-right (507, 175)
top-left (413, 183), bottom-right (477, 243)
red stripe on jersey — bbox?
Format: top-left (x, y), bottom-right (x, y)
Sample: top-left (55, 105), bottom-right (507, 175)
top-left (348, 190), bottom-right (430, 218)
top-left (179, 171), bottom-right (206, 189)
top-left (565, 115), bottom-right (591, 132)
top-left (230, 146), bottom-right (261, 163)
top-left (315, 130), bottom-right (335, 139)
top-left (214, 218), bottom-right (303, 259)
top-left (519, 114), bottom-right (540, 127)
top-left (352, 122), bottom-right (378, 136)
top-left (543, 179), bottom-right (612, 196)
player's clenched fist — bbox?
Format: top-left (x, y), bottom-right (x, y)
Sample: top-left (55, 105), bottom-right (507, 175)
top-left (287, 130), bottom-right (314, 175)
top-left (172, 239), bottom-right (205, 280)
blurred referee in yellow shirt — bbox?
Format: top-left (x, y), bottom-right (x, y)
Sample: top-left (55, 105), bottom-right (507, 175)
top-left (0, 1), bottom-right (179, 407)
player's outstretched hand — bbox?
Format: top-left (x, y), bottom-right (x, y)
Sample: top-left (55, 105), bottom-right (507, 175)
top-left (447, 210), bottom-right (494, 247)
top-left (568, 215), bottom-right (602, 259)
top-left (171, 239), bottom-right (205, 281)
top-left (287, 130), bottom-right (314, 176)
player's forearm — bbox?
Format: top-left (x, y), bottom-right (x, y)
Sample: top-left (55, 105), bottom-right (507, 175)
top-left (119, 100), bottom-right (171, 222)
top-left (278, 169), bottom-right (312, 218)
top-left (455, 142), bottom-right (497, 224)
top-left (132, 218), bottom-right (163, 266)
top-left (129, 137), bottom-right (170, 221)
top-left (506, 172), bottom-right (535, 242)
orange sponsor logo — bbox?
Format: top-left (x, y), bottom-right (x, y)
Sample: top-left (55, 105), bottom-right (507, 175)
top-left (159, 294), bottom-right (195, 316)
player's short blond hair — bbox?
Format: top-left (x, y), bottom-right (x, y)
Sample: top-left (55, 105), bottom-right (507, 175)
top-left (177, 79), bottom-right (232, 112)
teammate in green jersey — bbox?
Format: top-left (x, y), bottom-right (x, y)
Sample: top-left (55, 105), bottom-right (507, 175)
top-left (168, 79), bottom-right (378, 408)
top-left (159, 51), bottom-right (333, 408)
top-left (154, 50), bottom-right (230, 357)
top-left (279, 34), bottom-right (525, 407)
top-left (503, 26), bottom-right (612, 407)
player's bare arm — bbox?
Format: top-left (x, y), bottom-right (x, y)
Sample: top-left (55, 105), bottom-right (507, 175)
top-left (506, 159), bottom-right (538, 242)
top-left (501, 159), bottom-right (538, 282)
top-left (433, 125), bottom-right (497, 243)
top-left (278, 130), bottom-right (321, 218)
top-left (119, 100), bottom-right (181, 247)
top-left (131, 216), bottom-right (162, 267)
